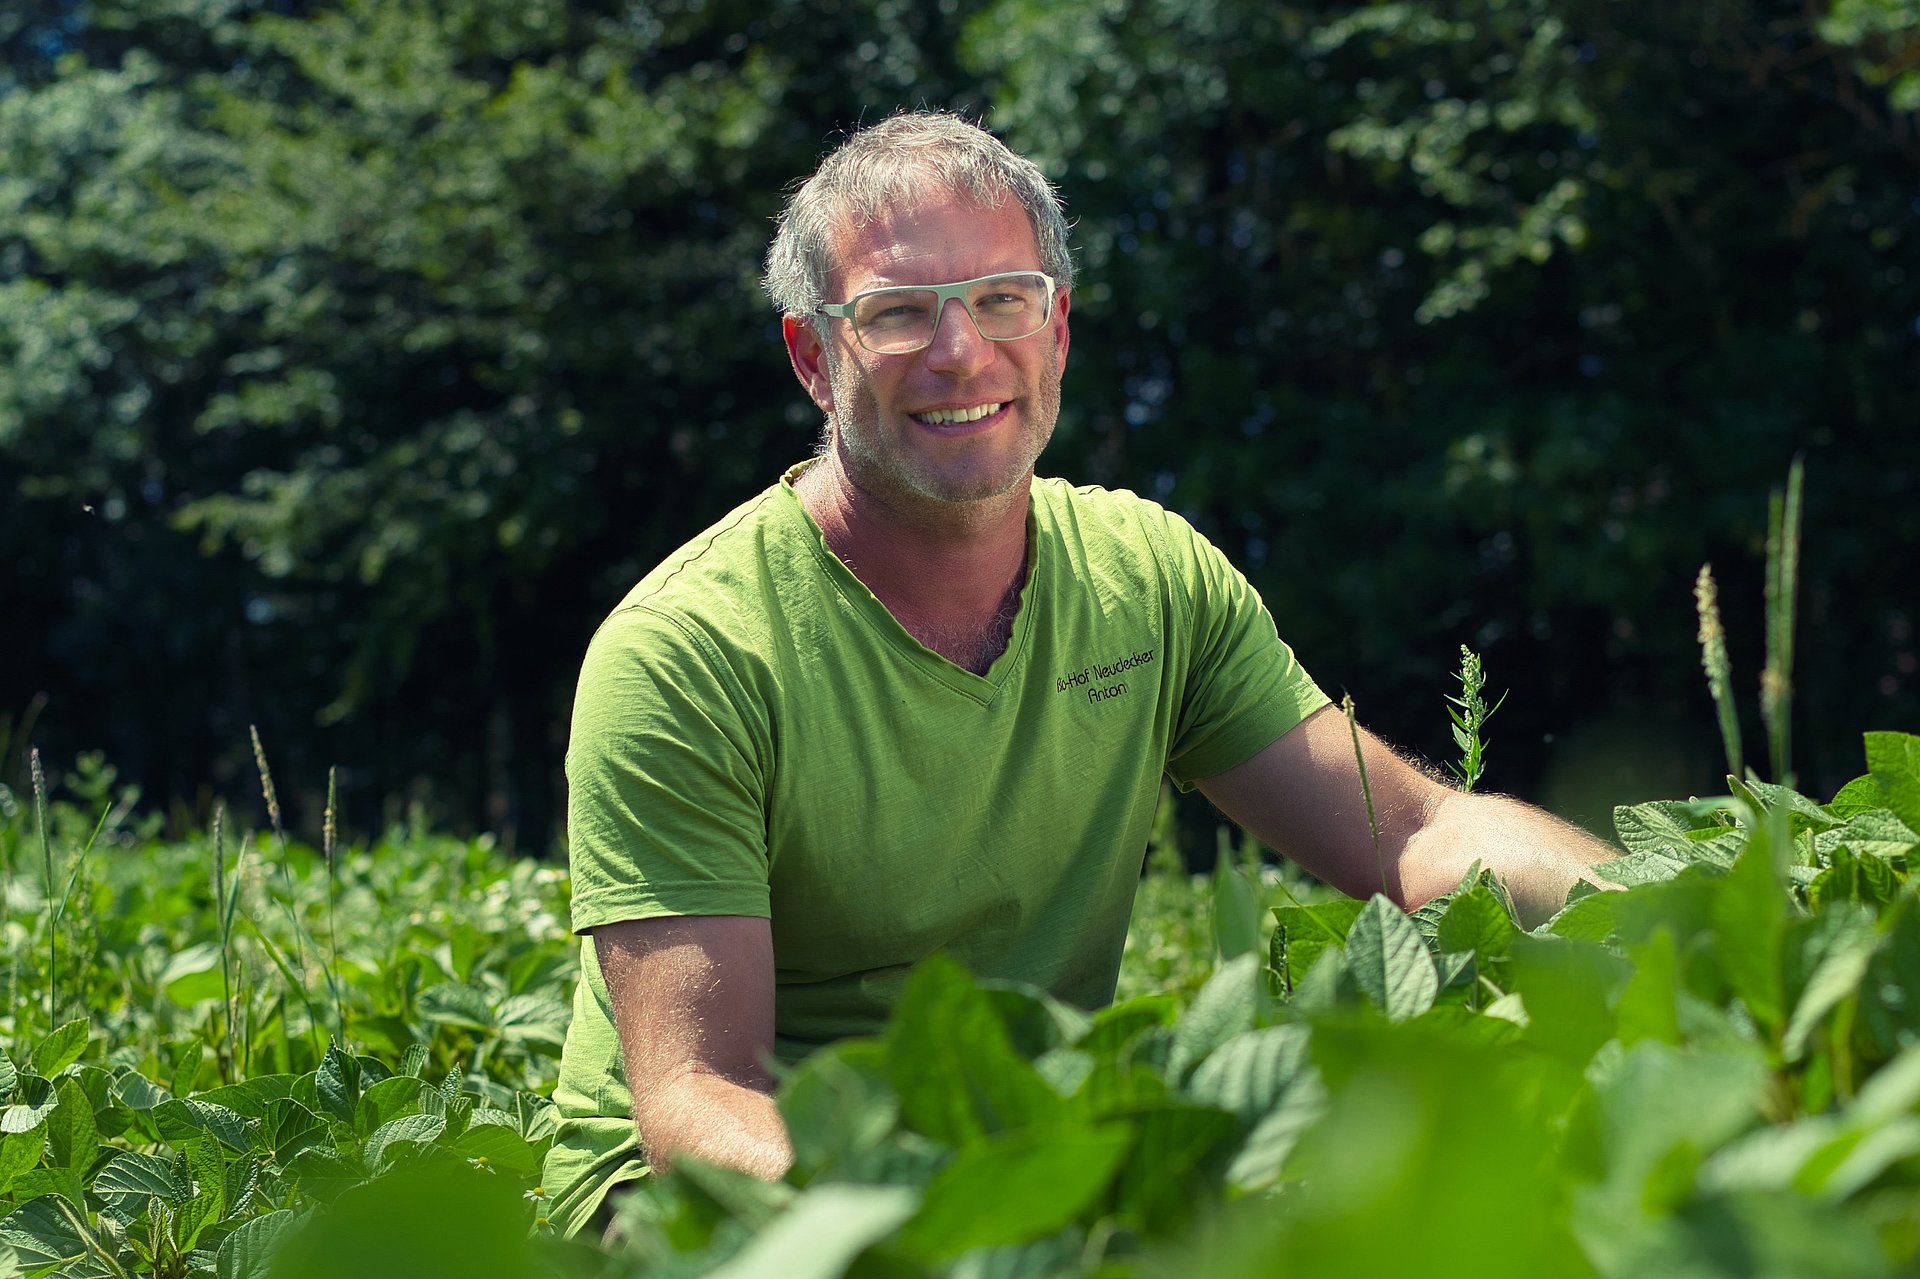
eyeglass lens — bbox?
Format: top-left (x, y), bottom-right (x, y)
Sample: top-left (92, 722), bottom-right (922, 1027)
top-left (850, 273), bottom-right (1051, 353)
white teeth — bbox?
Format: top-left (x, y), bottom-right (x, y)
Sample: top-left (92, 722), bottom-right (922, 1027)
top-left (915, 403), bottom-right (1002, 425)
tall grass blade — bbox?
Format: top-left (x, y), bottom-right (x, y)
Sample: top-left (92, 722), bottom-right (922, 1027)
top-left (1694, 564), bottom-right (1744, 781)
top-left (1762, 457), bottom-right (1803, 788)
top-left (213, 801), bottom-right (236, 1084)
top-left (323, 766), bottom-right (344, 1044)
top-left (1342, 693), bottom-right (1387, 899)
top-left (32, 748), bottom-right (53, 1032)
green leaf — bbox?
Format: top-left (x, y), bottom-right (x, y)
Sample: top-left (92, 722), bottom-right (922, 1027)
top-left (884, 957), bottom-right (1061, 1146)
top-left (44, 1077), bottom-right (98, 1174)
top-left (446, 1123), bottom-right (538, 1176)
top-left (1615, 928), bottom-right (1682, 1047)
top-left (1272, 898), bottom-right (1366, 988)
top-left (1589, 1041), bottom-right (1771, 1219)
top-left (0, 1075), bottom-right (57, 1134)
top-left (1074, 995), bottom-right (1177, 1055)
top-left (493, 992), bottom-right (569, 1052)
top-left (1826, 775), bottom-right (1888, 818)
top-left (29, 1020), bottom-right (88, 1077)
top-left (1222, 1068), bottom-right (1327, 1192)
top-left (702, 1183), bottom-right (920, 1279)
top-left (92, 1149), bottom-right (189, 1206)
top-left (898, 1124), bottom-right (1132, 1258)
top-left (0, 1050), bottom-right (16, 1100)
top-left (1866, 731), bottom-right (1920, 831)
top-left (1782, 905), bottom-right (1880, 1062)
top-left (779, 1040), bottom-right (898, 1180)
top-left (314, 1043), bottom-right (361, 1123)
top-left (0, 1127), bottom-right (47, 1191)
top-left (215, 1208), bottom-right (299, 1279)
top-left (172, 1042), bottom-right (206, 1097)
top-left (261, 1098), bottom-right (329, 1164)
top-left (1545, 890), bottom-right (1620, 941)
top-left (110, 1070), bottom-right (169, 1112)
top-left (1168, 954), bottom-right (1263, 1079)
top-left (1111, 1101), bottom-right (1239, 1231)
top-left (418, 982), bottom-right (497, 1033)
top-left (1211, 857), bottom-right (1261, 961)
top-left (153, 1098), bottom-right (253, 1152)
top-left (353, 1076), bottom-right (427, 1139)
top-left (158, 942), bottom-right (228, 1007)
top-left (1185, 1024), bottom-right (1313, 1123)
top-left (1435, 885), bottom-right (1515, 959)
top-left (363, 1113), bottom-right (445, 1175)
top-left (1614, 800), bottom-right (1713, 858)
top-left (1508, 936), bottom-right (1628, 1064)
top-left (1346, 895), bottom-right (1439, 1022)
top-left (1742, 780), bottom-right (1844, 833)
top-left (1815, 809), bottom-right (1919, 862)
top-left (1711, 820), bottom-right (1791, 1033)
top-left (0, 1193), bottom-right (88, 1270)
top-left (981, 983), bottom-right (1094, 1059)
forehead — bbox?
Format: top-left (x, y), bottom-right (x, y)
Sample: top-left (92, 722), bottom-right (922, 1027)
top-left (824, 190), bottom-right (1042, 295)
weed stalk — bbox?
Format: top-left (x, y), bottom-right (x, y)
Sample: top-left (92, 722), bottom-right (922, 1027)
top-left (251, 725), bottom-right (323, 1059)
top-left (1694, 564), bottom-right (1744, 781)
top-left (1761, 457), bottom-right (1803, 788)
top-left (324, 766), bottom-right (344, 1043)
top-left (212, 801), bottom-right (236, 1083)
top-left (31, 748), bottom-right (53, 1031)
top-left (1445, 645), bottom-right (1507, 793)
top-left (1342, 693), bottom-right (1387, 899)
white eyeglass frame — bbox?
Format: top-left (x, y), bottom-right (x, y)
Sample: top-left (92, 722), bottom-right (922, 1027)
top-left (813, 271), bottom-right (1059, 354)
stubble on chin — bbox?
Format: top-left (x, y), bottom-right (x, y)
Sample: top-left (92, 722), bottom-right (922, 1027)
top-left (821, 345), bottom-right (1063, 515)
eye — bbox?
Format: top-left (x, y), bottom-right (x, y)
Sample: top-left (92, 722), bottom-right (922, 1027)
top-left (857, 294), bottom-right (932, 330)
top-left (971, 276), bottom-right (1043, 313)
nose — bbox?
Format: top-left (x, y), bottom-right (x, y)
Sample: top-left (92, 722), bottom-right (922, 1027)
top-left (922, 296), bottom-right (994, 374)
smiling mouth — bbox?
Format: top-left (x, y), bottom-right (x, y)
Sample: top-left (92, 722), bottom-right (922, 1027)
top-left (912, 402), bottom-right (1005, 426)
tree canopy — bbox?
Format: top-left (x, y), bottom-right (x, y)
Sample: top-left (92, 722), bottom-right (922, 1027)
top-left (4, 0), bottom-right (1916, 846)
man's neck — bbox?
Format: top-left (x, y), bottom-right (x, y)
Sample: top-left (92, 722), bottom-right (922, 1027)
top-left (794, 454), bottom-right (1032, 673)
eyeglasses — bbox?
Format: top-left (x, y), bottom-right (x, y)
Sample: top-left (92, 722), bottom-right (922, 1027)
top-left (814, 271), bottom-right (1058, 355)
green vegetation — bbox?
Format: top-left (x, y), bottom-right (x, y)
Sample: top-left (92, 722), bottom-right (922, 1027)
top-left (5, 730), bottom-right (1920, 1275)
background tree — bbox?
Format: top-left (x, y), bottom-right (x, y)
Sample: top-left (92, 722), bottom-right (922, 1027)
top-left (4, 0), bottom-right (1914, 849)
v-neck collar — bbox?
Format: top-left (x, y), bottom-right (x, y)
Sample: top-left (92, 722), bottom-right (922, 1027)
top-left (778, 463), bottom-right (1040, 706)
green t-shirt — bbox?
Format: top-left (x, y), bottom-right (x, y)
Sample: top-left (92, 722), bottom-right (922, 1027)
top-left (544, 465), bottom-right (1328, 1233)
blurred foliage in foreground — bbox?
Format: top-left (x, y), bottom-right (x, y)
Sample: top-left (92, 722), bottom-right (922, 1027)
top-left (4, 0), bottom-right (1917, 842)
top-left (3, 728), bottom-right (1920, 1275)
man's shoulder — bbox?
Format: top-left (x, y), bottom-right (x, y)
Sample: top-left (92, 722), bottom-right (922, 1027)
top-left (590, 473), bottom-right (818, 653)
top-left (1031, 475), bottom-right (1207, 559)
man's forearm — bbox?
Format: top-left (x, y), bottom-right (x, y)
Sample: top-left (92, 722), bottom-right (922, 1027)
top-left (1401, 790), bottom-right (1619, 928)
top-left (635, 1070), bottom-right (794, 1182)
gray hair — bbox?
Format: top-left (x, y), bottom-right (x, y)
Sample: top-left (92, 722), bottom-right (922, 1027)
top-left (763, 111), bottom-right (1074, 318)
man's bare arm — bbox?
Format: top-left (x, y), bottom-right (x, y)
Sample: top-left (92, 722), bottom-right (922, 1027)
top-left (593, 915), bottom-right (794, 1181)
top-left (1196, 704), bottom-right (1617, 927)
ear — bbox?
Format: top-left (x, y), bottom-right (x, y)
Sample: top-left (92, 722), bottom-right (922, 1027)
top-left (1050, 289), bottom-right (1071, 376)
top-left (782, 314), bottom-right (834, 412)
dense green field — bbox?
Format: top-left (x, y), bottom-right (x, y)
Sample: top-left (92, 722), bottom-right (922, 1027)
top-left (2, 725), bottom-right (1919, 1277)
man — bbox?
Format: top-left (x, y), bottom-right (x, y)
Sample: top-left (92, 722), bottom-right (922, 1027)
top-left (544, 111), bottom-right (1616, 1235)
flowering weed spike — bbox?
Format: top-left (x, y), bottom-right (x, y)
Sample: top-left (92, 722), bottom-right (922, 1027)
top-left (1695, 564), bottom-right (1744, 781)
top-left (1445, 645), bottom-right (1507, 793)
top-left (1761, 458), bottom-right (1803, 788)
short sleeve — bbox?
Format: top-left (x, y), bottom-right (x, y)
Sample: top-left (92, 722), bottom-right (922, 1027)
top-left (1156, 512), bottom-right (1330, 786)
top-left (564, 605), bottom-right (773, 933)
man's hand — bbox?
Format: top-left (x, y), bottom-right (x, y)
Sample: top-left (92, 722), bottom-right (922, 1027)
top-left (593, 915), bottom-right (794, 1181)
top-left (1197, 704), bottom-right (1617, 927)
